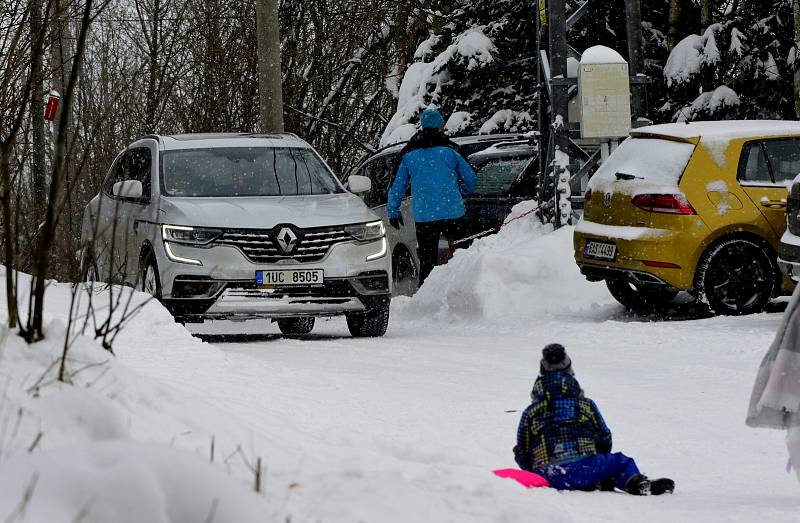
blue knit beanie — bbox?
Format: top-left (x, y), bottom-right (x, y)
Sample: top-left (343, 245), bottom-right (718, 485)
top-left (420, 108), bottom-right (445, 130)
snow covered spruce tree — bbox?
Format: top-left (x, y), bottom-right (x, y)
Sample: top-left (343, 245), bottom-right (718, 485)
top-left (381, 0), bottom-right (538, 146)
top-left (662, 0), bottom-right (796, 121)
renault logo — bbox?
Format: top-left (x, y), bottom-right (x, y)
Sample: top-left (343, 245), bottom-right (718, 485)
top-left (604, 192), bottom-right (612, 207)
top-left (276, 227), bottom-right (298, 253)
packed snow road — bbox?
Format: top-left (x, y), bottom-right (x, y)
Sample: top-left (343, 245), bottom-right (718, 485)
top-left (115, 223), bottom-right (800, 522)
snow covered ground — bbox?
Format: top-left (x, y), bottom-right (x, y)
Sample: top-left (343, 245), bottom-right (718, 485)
top-left (3, 210), bottom-right (800, 521)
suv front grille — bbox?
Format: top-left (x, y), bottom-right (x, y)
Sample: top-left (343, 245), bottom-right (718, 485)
top-left (215, 225), bottom-right (353, 263)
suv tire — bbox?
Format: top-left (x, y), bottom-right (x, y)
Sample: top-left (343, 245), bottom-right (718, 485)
top-left (141, 253), bottom-right (162, 300)
top-left (277, 317), bottom-right (315, 335)
top-left (606, 278), bottom-right (678, 313)
top-left (81, 248), bottom-right (99, 283)
top-left (346, 305), bottom-right (389, 337)
top-left (695, 238), bottom-right (775, 315)
top-left (392, 250), bottom-right (418, 297)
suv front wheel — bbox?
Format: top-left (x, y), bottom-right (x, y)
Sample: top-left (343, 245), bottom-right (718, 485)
top-left (277, 317), bottom-right (315, 335)
top-left (346, 305), bottom-right (389, 337)
top-left (141, 253), bottom-right (162, 299)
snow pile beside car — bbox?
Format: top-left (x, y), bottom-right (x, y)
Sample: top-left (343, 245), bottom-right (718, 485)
top-left (0, 276), bottom-right (269, 522)
top-left (394, 202), bottom-right (615, 323)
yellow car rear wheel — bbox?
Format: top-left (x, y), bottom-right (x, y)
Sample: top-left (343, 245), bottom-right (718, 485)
top-left (695, 238), bottom-right (775, 316)
top-left (606, 278), bottom-right (679, 314)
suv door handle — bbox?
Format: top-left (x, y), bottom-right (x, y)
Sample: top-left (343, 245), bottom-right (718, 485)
top-left (761, 200), bottom-right (787, 209)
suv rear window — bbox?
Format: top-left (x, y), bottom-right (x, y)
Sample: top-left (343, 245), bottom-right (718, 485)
top-left (473, 157), bottom-right (532, 196)
top-left (161, 147), bottom-right (343, 197)
top-left (589, 137), bottom-right (696, 194)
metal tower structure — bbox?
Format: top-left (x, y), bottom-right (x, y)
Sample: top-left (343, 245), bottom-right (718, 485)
top-left (535, 0), bottom-right (650, 228)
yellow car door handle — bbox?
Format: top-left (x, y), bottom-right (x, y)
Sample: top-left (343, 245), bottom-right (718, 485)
top-left (761, 200), bottom-right (787, 209)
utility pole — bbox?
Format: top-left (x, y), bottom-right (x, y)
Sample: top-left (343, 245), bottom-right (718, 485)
top-left (548, 0), bottom-right (570, 227)
top-left (255, 0), bottom-right (285, 133)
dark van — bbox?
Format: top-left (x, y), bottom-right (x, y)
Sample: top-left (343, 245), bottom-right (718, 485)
top-left (353, 134), bottom-right (538, 295)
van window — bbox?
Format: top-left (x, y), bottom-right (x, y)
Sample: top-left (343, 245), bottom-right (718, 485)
top-left (103, 147), bottom-right (152, 199)
top-left (763, 139), bottom-right (800, 185)
top-left (363, 154), bottom-right (399, 208)
top-left (361, 160), bottom-right (382, 207)
top-left (739, 142), bottom-right (772, 184)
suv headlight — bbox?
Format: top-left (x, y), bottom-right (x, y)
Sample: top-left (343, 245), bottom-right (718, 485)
top-left (344, 220), bottom-right (385, 242)
top-left (162, 225), bottom-right (222, 246)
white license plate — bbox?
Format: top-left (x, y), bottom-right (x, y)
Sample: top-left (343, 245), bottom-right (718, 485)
top-left (256, 269), bottom-right (324, 287)
top-left (584, 241), bottom-right (617, 261)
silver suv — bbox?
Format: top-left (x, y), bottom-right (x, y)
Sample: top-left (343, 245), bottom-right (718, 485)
top-left (80, 133), bottom-right (391, 337)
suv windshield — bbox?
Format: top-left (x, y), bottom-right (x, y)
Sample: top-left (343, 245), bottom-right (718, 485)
top-left (161, 147), bottom-right (343, 197)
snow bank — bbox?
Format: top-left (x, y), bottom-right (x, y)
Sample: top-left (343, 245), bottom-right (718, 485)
top-left (0, 276), bottom-right (270, 521)
top-left (394, 202), bottom-right (613, 324)
top-left (0, 442), bottom-right (267, 523)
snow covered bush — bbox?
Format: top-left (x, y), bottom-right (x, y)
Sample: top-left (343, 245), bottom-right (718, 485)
top-left (381, 0), bottom-right (537, 146)
top-left (661, 3), bottom-right (796, 121)
top-left (0, 275), bottom-right (271, 522)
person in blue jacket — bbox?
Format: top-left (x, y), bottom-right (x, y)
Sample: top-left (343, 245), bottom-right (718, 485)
top-left (514, 344), bottom-right (675, 495)
top-left (387, 108), bottom-right (477, 285)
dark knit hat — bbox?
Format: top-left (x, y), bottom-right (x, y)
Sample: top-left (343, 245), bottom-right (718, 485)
top-left (540, 343), bottom-right (572, 374)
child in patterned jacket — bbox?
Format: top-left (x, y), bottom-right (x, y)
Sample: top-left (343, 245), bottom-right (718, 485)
top-left (513, 344), bottom-right (675, 495)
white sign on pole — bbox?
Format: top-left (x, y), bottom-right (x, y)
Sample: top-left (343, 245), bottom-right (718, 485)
top-left (578, 46), bottom-right (632, 139)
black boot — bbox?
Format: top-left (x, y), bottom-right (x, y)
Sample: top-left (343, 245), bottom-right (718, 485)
top-left (597, 478), bottom-right (616, 492)
top-left (649, 478), bottom-right (675, 495)
top-left (624, 474), bottom-right (675, 496)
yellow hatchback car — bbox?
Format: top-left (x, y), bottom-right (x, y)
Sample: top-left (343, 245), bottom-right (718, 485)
top-left (574, 121), bottom-right (800, 315)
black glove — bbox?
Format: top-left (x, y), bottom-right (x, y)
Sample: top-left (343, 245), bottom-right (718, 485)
top-left (389, 216), bottom-right (404, 229)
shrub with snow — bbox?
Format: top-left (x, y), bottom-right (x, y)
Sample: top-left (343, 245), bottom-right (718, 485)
top-left (661, 6), bottom-right (796, 121)
top-left (380, 0), bottom-right (537, 146)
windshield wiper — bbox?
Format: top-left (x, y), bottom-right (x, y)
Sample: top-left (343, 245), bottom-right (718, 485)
top-left (615, 172), bottom-right (643, 181)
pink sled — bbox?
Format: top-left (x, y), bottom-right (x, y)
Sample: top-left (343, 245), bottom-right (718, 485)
top-left (493, 468), bottom-right (550, 488)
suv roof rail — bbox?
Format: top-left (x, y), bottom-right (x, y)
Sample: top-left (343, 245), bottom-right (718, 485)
top-left (238, 132), bottom-right (301, 140)
top-left (474, 139), bottom-right (537, 152)
top-left (139, 134), bottom-right (161, 142)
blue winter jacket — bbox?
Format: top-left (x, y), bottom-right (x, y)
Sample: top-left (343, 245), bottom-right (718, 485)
top-left (387, 135), bottom-right (477, 223)
top-left (514, 371), bottom-right (612, 471)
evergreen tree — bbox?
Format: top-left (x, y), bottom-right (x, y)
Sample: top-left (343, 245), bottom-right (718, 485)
top-left (380, 0), bottom-right (538, 145)
top-left (661, 0), bottom-right (796, 120)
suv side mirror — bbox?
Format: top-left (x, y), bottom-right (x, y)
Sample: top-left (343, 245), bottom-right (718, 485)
top-left (348, 175), bottom-right (372, 194)
top-left (112, 180), bottom-right (143, 199)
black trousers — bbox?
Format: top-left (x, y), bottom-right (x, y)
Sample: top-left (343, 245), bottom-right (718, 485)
top-left (415, 218), bottom-right (465, 285)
